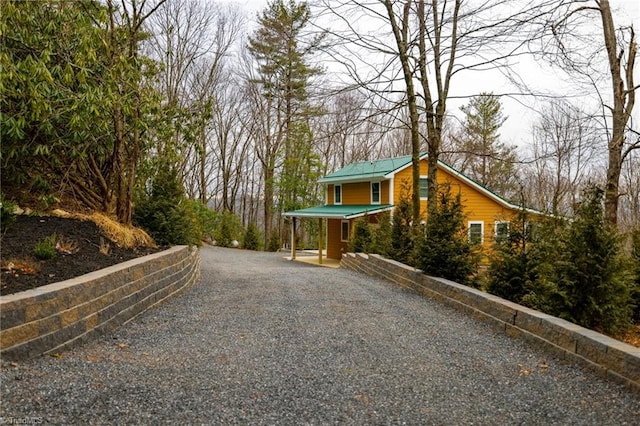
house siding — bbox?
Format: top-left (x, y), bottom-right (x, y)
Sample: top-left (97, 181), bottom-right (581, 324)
top-left (343, 182), bottom-right (371, 204)
top-left (327, 219), bottom-right (347, 259)
top-left (393, 159), bottom-right (517, 245)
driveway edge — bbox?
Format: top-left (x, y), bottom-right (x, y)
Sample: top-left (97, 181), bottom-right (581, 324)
top-left (0, 246), bottom-right (200, 360)
top-left (341, 252), bottom-right (640, 393)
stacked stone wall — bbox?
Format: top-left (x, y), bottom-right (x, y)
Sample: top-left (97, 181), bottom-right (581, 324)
top-left (1, 246), bottom-right (200, 360)
top-left (341, 252), bottom-right (640, 393)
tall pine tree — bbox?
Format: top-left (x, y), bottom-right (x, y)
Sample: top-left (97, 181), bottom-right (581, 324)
top-left (247, 0), bottom-right (324, 244)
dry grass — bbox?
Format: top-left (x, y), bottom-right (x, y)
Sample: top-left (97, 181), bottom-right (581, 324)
top-left (99, 237), bottom-right (111, 256)
top-left (1, 258), bottom-right (41, 275)
top-left (86, 213), bottom-right (155, 249)
top-left (50, 209), bottom-right (155, 249)
top-left (620, 325), bottom-right (640, 348)
top-left (56, 235), bottom-right (79, 254)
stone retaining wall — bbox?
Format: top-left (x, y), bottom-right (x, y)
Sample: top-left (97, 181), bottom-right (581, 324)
top-left (1, 246), bottom-right (200, 361)
top-left (341, 252), bottom-right (640, 393)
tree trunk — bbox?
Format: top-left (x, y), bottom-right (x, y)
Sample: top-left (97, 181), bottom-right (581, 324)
top-left (599, 0), bottom-right (636, 226)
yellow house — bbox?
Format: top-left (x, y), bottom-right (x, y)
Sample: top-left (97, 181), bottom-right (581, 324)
top-left (285, 153), bottom-right (532, 262)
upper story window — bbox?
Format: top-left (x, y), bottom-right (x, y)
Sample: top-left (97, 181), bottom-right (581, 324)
top-left (334, 184), bottom-right (342, 205)
top-left (419, 177), bottom-right (428, 199)
top-left (371, 181), bottom-right (381, 204)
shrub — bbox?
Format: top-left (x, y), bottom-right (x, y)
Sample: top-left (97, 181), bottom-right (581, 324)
top-left (188, 200), bottom-right (217, 242)
top-left (134, 164), bottom-right (201, 246)
top-left (487, 207), bottom-right (540, 302)
top-left (214, 211), bottom-right (243, 247)
top-left (349, 218), bottom-right (372, 253)
top-left (371, 211), bottom-right (392, 257)
top-left (414, 183), bottom-right (478, 285)
top-left (390, 181), bottom-right (414, 264)
top-left (553, 187), bottom-right (634, 334)
top-left (628, 228), bottom-right (640, 324)
top-left (34, 233), bottom-right (57, 260)
top-left (267, 231), bottom-right (281, 252)
top-left (0, 193), bottom-right (17, 233)
top-left (243, 222), bottom-right (262, 251)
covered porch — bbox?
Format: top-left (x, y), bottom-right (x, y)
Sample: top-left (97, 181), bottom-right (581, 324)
top-left (283, 204), bottom-right (394, 264)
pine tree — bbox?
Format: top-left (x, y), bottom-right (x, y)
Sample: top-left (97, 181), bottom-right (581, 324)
top-left (414, 183), bottom-right (477, 285)
top-left (390, 181), bottom-right (414, 265)
top-left (452, 93), bottom-right (518, 199)
top-left (551, 186), bottom-right (634, 334)
top-left (247, 0), bottom-right (324, 245)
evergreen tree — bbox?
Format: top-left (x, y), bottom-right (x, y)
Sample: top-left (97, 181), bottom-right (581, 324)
top-left (548, 186), bottom-right (634, 334)
top-left (453, 93), bottom-right (518, 199)
top-left (371, 211), bottom-right (393, 258)
top-left (487, 207), bottom-right (538, 302)
top-left (390, 180), bottom-right (414, 265)
top-left (349, 218), bottom-right (372, 253)
top-left (414, 183), bottom-right (477, 285)
top-left (243, 223), bottom-right (263, 251)
top-left (247, 0), bottom-right (324, 245)
top-left (134, 163), bottom-right (200, 246)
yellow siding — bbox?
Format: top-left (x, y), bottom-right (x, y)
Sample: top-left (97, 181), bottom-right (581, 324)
top-left (381, 180), bottom-right (390, 204)
top-left (343, 182), bottom-right (371, 204)
top-left (325, 158), bottom-right (519, 255)
top-left (392, 159), bottom-right (518, 247)
top-left (327, 218), bottom-right (348, 259)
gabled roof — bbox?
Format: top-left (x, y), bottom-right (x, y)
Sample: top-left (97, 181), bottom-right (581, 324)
top-left (318, 155), bottom-right (414, 184)
top-left (319, 153), bottom-right (541, 214)
top-left (284, 204), bottom-right (394, 219)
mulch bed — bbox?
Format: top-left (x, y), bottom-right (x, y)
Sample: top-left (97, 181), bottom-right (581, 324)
top-left (1, 215), bottom-right (160, 296)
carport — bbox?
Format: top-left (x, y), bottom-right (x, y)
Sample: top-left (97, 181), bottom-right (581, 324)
top-left (283, 204), bottom-right (394, 264)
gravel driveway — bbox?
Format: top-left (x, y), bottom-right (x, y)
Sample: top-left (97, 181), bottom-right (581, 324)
top-left (1, 246), bottom-right (638, 424)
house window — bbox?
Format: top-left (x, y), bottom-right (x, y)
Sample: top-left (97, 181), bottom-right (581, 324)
top-left (341, 220), bottom-right (350, 242)
top-left (495, 221), bottom-right (509, 243)
top-left (371, 182), bottom-right (380, 204)
top-left (468, 221), bottom-right (484, 245)
top-left (419, 177), bottom-right (428, 199)
top-left (334, 185), bottom-right (342, 205)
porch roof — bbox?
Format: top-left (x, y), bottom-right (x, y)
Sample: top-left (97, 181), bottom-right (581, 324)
top-left (284, 204), bottom-right (394, 219)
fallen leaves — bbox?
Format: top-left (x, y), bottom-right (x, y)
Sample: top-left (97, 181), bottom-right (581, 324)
top-left (517, 360), bottom-right (550, 376)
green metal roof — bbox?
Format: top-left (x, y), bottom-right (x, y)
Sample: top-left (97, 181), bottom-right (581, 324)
top-left (318, 155), bottom-right (414, 183)
top-left (284, 204), bottom-right (394, 219)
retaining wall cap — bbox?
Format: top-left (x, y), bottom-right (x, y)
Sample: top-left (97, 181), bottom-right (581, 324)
top-left (0, 245), bottom-right (190, 303)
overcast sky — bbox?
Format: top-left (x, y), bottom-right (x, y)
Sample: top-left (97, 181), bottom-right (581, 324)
top-left (233, 0), bottom-right (639, 154)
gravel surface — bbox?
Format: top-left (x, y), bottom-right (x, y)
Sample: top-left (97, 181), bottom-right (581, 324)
top-left (1, 246), bottom-right (639, 425)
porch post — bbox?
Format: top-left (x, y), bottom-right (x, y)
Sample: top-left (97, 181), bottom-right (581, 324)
top-left (318, 218), bottom-right (323, 265)
top-left (291, 217), bottom-right (297, 260)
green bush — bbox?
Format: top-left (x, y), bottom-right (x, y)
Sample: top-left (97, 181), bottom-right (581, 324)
top-left (349, 218), bottom-right (372, 253)
top-left (551, 187), bottom-right (634, 334)
top-left (34, 233), bottom-right (57, 260)
top-left (134, 164), bottom-right (201, 246)
top-left (371, 211), bottom-right (392, 257)
top-left (188, 200), bottom-right (217, 242)
top-left (267, 231), bottom-right (281, 252)
top-left (243, 222), bottom-right (262, 251)
top-left (414, 183), bottom-right (478, 286)
top-left (214, 211), bottom-right (243, 247)
top-left (390, 182), bottom-right (414, 265)
top-left (0, 193), bottom-right (17, 233)
top-left (487, 208), bottom-right (540, 302)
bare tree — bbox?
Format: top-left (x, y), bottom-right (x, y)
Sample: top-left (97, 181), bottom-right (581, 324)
top-left (541, 0), bottom-right (638, 226)
top-left (319, 0), bottom-right (560, 220)
top-left (145, 0), bottom-right (244, 202)
top-left (524, 100), bottom-right (601, 215)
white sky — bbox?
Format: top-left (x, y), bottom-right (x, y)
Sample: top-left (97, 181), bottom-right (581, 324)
top-left (232, 0), bottom-right (639, 154)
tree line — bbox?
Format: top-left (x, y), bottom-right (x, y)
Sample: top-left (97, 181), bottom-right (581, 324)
top-left (1, 0), bottom-right (638, 242)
